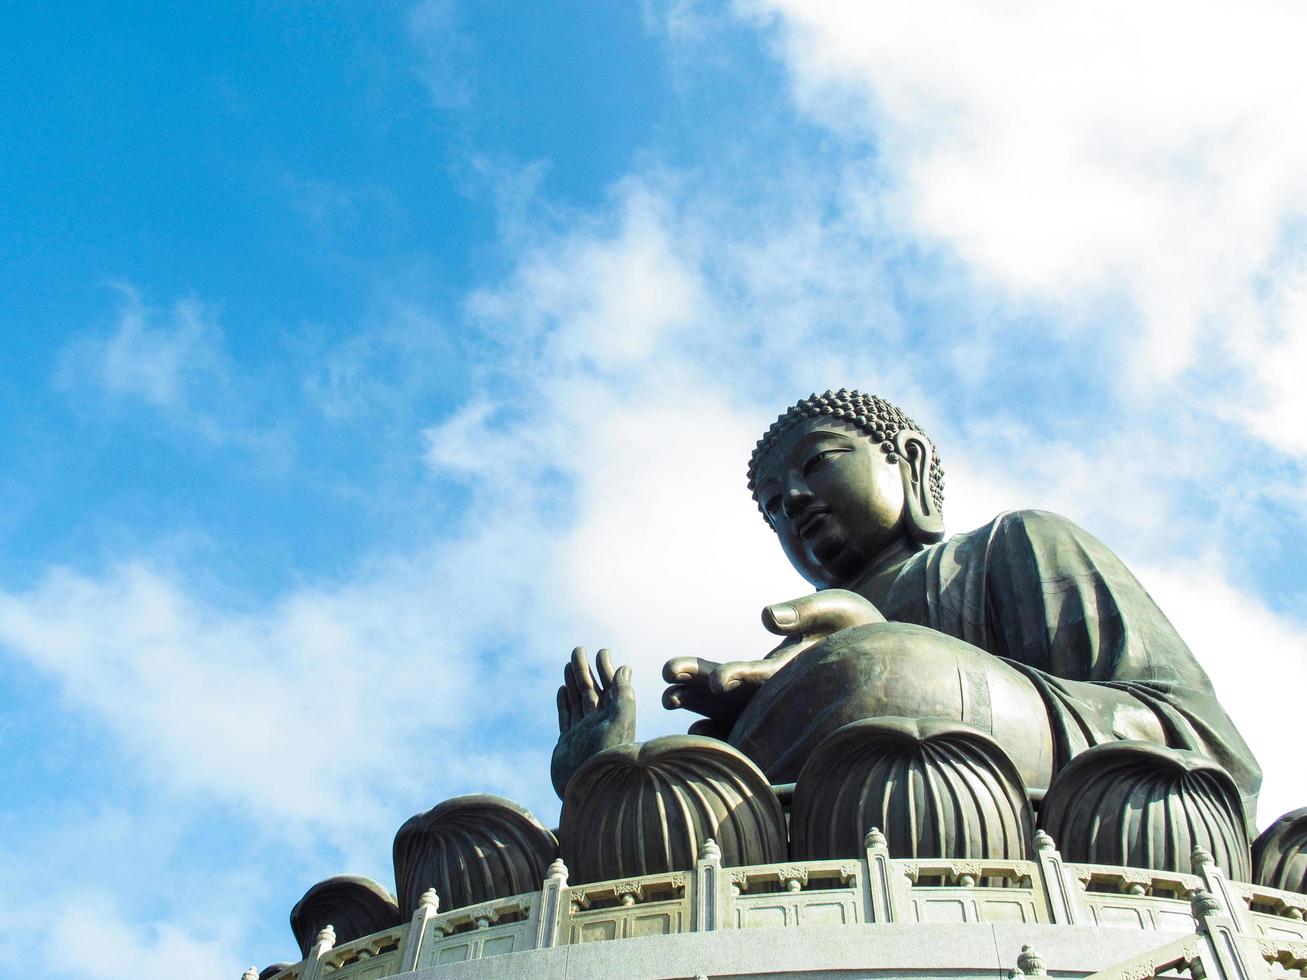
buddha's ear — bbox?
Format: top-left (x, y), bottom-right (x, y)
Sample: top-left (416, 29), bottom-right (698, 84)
top-left (893, 430), bottom-right (945, 544)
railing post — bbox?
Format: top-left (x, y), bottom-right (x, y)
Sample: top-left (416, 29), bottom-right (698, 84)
top-left (1191, 889), bottom-right (1267, 980)
top-left (396, 888), bottom-right (440, 974)
top-left (1192, 846), bottom-right (1252, 933)
top-left (693, 839), bottom-right (723, 932)
top-left (298, 925), bottom-right (335, 980)
top-left (863, 828), bottom-right (903, 923)
top-left (535, 858), bottom-right (569, 949)
top-left (1033, 830), bottom-right (1087, 925)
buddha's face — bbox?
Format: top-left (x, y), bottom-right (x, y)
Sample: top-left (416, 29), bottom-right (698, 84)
top-left (753, 419), bottom-right (907, 588)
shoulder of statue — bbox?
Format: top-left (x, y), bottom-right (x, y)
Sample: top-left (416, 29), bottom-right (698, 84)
top-left (990, 508), bottom-right (1089, 539)
top-left (980, 509), bottom-right (1105, 565)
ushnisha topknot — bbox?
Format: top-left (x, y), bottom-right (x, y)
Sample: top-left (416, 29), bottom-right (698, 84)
top-left (747, 388), bottom-right (945, 523)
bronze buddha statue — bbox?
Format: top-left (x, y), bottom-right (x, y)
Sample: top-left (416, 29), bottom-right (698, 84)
top-left (552, 389), bottom-right (1260, 831)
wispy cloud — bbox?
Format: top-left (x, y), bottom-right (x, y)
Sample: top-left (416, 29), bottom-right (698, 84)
top-left (407, 0), bottom-right (476, 109)
top-left (6, 6), bottom-right (1307, 975)
top-left (58, 286), bottom-right (230, 414)
top-left (54, 286), bottom-right (285, 453)
top-left (741, 0), bottom-right (1307, 452)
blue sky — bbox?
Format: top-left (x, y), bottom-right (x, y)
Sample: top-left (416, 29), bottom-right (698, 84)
top-left (3, 2), bottom-right (1307, 976)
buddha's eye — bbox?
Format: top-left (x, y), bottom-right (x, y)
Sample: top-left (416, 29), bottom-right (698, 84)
top-left (763, 494), bottom-right (781, 514)
top-left (802, 447), bottom-right (848, 477)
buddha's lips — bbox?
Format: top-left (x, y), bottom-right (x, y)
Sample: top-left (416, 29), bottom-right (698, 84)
top-left (796, 508), bottom-right (830, 538)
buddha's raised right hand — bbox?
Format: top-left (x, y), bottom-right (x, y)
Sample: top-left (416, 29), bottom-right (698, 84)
top-left (662, 589), bottom-right (885, 739)
top-left (551, 646), bottom-right (636, 799)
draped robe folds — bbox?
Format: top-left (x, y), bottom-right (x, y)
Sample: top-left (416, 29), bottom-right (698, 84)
top-left (851, 509), bottom-right (1261, 821)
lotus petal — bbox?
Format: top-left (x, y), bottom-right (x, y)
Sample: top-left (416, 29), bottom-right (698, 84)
top-left (1039, 741), bottom-right (1250, 880)
top-left (558, 735), bottom-right (786, 884)
top-left (393, 794), bottom-right (558, 914)
top-left (790, 716), bottom-right (1033, 861)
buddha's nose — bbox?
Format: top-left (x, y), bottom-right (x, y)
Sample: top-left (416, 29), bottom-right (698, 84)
top-left (782, 484), bottom-right (812, 519)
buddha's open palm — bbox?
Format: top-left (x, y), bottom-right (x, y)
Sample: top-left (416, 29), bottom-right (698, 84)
top-left (551, 646), bottom-right (636, 798)
top-left (661, 589), bottom-right (885, 739)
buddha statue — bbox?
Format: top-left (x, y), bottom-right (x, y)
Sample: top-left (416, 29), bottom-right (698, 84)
top-left (551, 389), bottom-right (1261, 832)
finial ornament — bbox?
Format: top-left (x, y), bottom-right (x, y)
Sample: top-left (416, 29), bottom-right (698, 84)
top-left (865, 827), bottom-right (888, 850)
top-left (546, 858), bottom-right (569, 883)
top-left (1016, 945), bottom-right (1047, 976)
top-left (1033, 830), bottom-right (1055, 852)
top-left (242, 969), bottom-right (259, 980)
top-left (1190, 888), bottom-right (1222, 917)
top-left (316, 924), bottom-right (336, 947)
top-left (419, 888), bottom-right (440, 910)
top-left (1191, 844), bottom-right (1215, 870)
top-left (698, 838), bottom-right (721, 862)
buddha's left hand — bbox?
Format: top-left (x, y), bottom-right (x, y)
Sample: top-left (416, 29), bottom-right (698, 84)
top-left (662, 589), bottom-right (884, 736)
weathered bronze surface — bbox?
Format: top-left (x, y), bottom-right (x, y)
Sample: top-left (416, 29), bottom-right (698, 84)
top-left (558, 735), bottom-right (786, 884)
top-left (552, 646), bottom-right (635, 799)
top-left (1253, 807), bottom-right (1307, 893)
top-left (288, 875), bottom-right (401, 957)
top-left (553, 390), bottom-right (1262, 835)
top-left (1038, 741), bottom-right (1251, 879)
top-left (789, 716), bottom-right (1033, 861)
top-left (392, 794), bottom-right (558, 914)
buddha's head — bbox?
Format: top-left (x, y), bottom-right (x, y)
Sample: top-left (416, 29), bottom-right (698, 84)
top-left (747, 390), bottom-right (945, 588)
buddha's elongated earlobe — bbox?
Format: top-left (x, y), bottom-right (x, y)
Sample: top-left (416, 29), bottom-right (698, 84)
top-left (894, 430), bottom-right (945, 544)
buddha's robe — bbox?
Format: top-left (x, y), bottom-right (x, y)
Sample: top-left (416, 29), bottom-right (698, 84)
top-left (855, 509), bottom-right (1260, 820)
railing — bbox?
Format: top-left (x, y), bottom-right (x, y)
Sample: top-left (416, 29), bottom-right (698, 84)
top-left (260, 833), bottom-right (1304, 980)
top-left (319, 925), bottom-right (404, 978)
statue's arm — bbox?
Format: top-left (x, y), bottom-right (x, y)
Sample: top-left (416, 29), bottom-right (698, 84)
top-left (985, 510), bottom-right (1211, 686)
top-left (981, 511), bottom-right (1260, 807)
top-left (661, 590), bottom-right (885, 739)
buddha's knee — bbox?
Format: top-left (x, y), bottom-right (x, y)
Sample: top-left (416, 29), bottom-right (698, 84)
top-left (729, 621), bottom-right (1051, 787)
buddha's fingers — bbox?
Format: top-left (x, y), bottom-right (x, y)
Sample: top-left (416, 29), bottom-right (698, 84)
top-left (563, 657), bottom-right (582, 720)
top-left (556, 686), bottom-right (571, 733)
top-left (612, 664), bottom-right (634, 696)
top-left (708, 657), bottom-right (784, 695)
top-left (762, 588), bottom-right (885, 637)
top-left (595, 648), bottom-right (617, 691)
top-left (570, 645), bottom-right (600, 712)
top-left (662, 656), bottom-right (724, 686)
top-left (687, 717), bottom-right (733, 740)
top-left (662, 682), bottom-right (726, 719)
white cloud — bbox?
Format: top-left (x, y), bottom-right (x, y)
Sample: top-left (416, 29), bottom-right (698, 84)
top-left (428, 180), bottom-right (820, 729)
top-left (1229, 255), bottom-right (1307, 456)
top-left (0, 556), bottom-right (498, 834)
top-left (300, 302), bottom-right (457, 423)
top-left (54, 286), bottom-right (287, 453)
top-left (408, 0), bottom-right (475, 109)
top-left (37, 897), bottom-right (237, 980)
top-left (60, 286), bottom-right (230, 412)
top-left (465, 184), bottom-right (706, 370)
top-left (10, 18), bottom-right (1307, 972)
top-left (741, 0), bottom-right (1307, 449)
top-left (17, 156), bottom-right (1303, 853)
top-left (0, 802), bottom-right (273, 980)
top-left (1137, 560), bottom-right (1307, 827)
